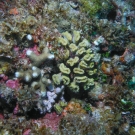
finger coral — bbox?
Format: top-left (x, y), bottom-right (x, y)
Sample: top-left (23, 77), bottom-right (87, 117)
top-left (26, 47), bottom-right (54, 67)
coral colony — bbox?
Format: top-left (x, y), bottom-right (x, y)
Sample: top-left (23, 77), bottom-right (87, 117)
top-left (1, 0), bottom-right (135, 134)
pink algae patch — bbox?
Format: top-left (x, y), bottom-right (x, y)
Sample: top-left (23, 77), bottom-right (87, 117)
top-left (0, 113), bottom-right (4, 119)
top-left (6, 79), bottom-right (20, 90)
top-left (0, 74), bottom-right (8, 82)
top-left (23, 129), bottom-right (31, 135)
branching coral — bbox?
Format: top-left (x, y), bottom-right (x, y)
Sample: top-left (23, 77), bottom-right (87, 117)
top-left (26, 47), bottom-right (54, 67)
top-left (15, 64), bottom-right (65, 113)
top-left (15, 66), bottom-right (42, 82)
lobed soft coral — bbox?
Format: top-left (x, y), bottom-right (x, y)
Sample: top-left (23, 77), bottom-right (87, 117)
top-left (52, 31), bottom-right (100, 95)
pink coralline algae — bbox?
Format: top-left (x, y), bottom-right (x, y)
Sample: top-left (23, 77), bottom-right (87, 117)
top-left (0, 74), bottom-right (8, 83)
top-left (23, 129), bottom-right (31, 135)
top-left (32, 112), bottom-right (62, 131)
top-left (0, 113), bottom-right (4, 119)
top-left (27, 45), bottom-right (40, 55)
top-left (15, 45), bottom-right (41, 67)
top-left (14, 45), bottom-right (40, 59)
top-left (6, 79), bottom-right (20, 90)
top-left (13, 103), bottom-right (19, 115)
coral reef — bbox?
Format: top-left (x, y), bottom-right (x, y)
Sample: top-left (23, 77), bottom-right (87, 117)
top-left (1, 0), bottom-right (135, 134)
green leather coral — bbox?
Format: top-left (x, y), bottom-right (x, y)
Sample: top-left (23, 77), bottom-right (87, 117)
top-left (74, 76), bottom-right (88, 83)
top-left (52, 73), bottom-right (62, 85)
top-left (58, 37), bottom-right (68, 46)
top-left (69, 43), bottom-right (78, 52)
top-left (83, 54), bottom-right (92, 61)
top-left (78, 39), bottom-right (91, 48)
top-left (62, 31), bottom-right (72, 41)
top-left (52, 30), bottom-right (100, 93)
top-left (76, 47), bottom-right (86, 56)
top-left (79, 60), bottom-right (88, 69)
top-left (73, 30), bottom-right (80, 43)
top-left (84, 78), bottom-right (95, 90)
top-left (69, 81), bottom-right (79, 93)
top-left (54, 101), bottom-right (67, 114)
top-left (62, 75), bottom-right (70, 85)
top-left (67, 57), bottom-right (79, 66)
top-left (59, 63), bottom-right (71, 74)
top-left (73, 68), bottom-right (84, 74)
